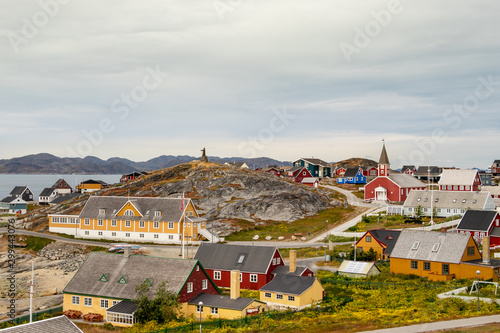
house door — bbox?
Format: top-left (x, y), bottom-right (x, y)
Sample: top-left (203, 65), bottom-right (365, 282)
top-left (375, 187), bottom-right (387, 201)
top-left (442, 264), bottom-right (449, 275)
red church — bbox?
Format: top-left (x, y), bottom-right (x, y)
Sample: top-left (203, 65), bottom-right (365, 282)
top-left (364, 143), bottom-right (426, 203)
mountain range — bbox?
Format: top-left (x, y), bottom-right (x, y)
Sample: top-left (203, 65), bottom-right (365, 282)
top-left (0, 153), bottom-right (292, 174)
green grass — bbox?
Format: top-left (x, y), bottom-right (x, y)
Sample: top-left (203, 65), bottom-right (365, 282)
top-left (326, 235), bottom-right (356, 243)
top-left (22, 235), bottom-right (55, 252)
top-left (225, 206), bottom-right (357, 241)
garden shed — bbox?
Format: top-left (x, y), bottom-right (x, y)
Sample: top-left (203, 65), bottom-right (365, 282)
top-left (337, 260), bottom-right (380, 278)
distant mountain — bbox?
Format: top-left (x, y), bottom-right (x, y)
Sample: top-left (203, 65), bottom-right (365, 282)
top-left (0, 153), bottom-right (291, 174)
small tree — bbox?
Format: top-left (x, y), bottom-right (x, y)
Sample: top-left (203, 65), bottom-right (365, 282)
top-left (133, 280), bottom-right (180, 324)
top-left (415, 205), bottom-right (422, 217)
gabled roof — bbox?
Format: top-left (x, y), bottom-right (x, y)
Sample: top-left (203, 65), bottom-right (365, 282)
top-left (260, 274), bottom-right (318, 295)
top-left (79, 196), bottom-right (192, 222)
top-left (0, 315), bottom-right (83, 333)
top-left (225, 162), bottom-right (247, 168)
top-left (63, 252), bottom-right (212, 300)
top-left (343, 167), bottom-right (362, 178)
top-left (482, 186), bottom-right (500, 196)
top-left (403, 190), bottom-right (493, 210)
top-left (9, 186), bottom-right (29, 196)
top-left (188, 293), bottom-right (264, 311)
top-left (401, 165), bottom-right (416, 172)
top-left (53, 179), bottom-right (71, 188)
top-left (338, 260), bottom-right (380, 275)
top-left (415, 166), bottom-right (441, 176)
top-left (367, 229), bottom-right (401, 255)
top-left (457, 210), bottom-right (499, 232)
top-left (438, 169), bottom-right (479, 186)
top-left (194, 243), bottom-right (279, 274)
top-left (301, 177), bottom-right (318, 184)
top-left (1, 196), bottom-right (26, 204)
top-left (388, 174), bottom-right (426, 188)
top-left (295, 158), bottom-right (331, 167)
top-left (39, 187), bottom-right (56, 197)
top-left (379, 143), bottom-right (390, 165)
top-left (80, 179), bottom-right (107, 185)
top-left (50, 193), bottom-right (83, 205)
top-left (390, 229), bottom-right (472, 264)
top-left (271, 265), bottom-right (309, 276)
top-left (287, 166), bottom-right (306, 175)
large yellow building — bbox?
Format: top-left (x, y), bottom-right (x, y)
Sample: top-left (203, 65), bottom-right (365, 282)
top-left (49, 196), bottom-right (219, 244)
top-left (356, 229), bottom-right (401, 260)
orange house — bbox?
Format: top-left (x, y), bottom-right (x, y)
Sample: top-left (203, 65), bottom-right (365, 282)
top-left (356, 229), bottom-right (401, 260)
top-left (390, 229), bottom-right (500, 281)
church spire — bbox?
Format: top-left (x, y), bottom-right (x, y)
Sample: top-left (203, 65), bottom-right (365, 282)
top-left (378, 139), bottom-right (390, 177)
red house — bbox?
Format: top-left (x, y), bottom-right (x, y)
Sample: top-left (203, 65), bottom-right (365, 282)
top-left (335, 167), bottom-right (347, 176)
top-left (286, 167), bottom-right (313, 183)
top-left (438, 169), bottom-right (482, 192)
top-left (401, 165), bottom-right (417, 176)
top-left (456, 210), bottom-right (500, 247)
top-left (259, 167), bottom-right (282, 177)
top-left (364, 143), bottom-right (426, 202)
top-left (363, 166), bottom-right (378, 177)
top-left (194, 244), bottom-right (311, 290)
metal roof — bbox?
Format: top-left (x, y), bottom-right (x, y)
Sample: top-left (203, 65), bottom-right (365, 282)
top-left (415, 166), bottom-right (442, 176)
top-left (194, 243), bottom-right (279, 274)
top-left (39, 187), bottom-right (56, 197)
top-left (438, 169), bottom-right (479, 186)
top-left (9, 186), bottom-right (29, 196)
top-left (388, 173), bottom-right (426, 188)
top-left (367, 229), bottom-right (401, 255)
top-left (188, 293), bottom-right (263, 311)
top-left (107, 300), bottom-right (137, 315)
top-left (403, 190), bottom-right (493, 210)
top-left (390, 229), bottom-right (472, 264)
top-left (379, 143), bottom-right (390, 165)
top-left (456, 210), bottom-right (499, 232)
top-left (260, 274), bottom-right (318, 295)
top-left (0, 315), bottom-right (83, 333)
top-left (63, 252), bottom-right (201, 300)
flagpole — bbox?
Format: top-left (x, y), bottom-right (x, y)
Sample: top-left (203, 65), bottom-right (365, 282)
top-left (30, 259), bottom-right (34, 323)
top-left (181, 192), bottom-right (185, 259)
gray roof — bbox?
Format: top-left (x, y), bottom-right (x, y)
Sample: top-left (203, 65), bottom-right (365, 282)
top-left (366, 229), bottom-right (401, 255)
top-left (343, 167), bottom-right (361, 178)
top-left (401, 165), bottom-right (416, 172)
top-left (107, 300), bottom-right (137, 314)
top-left (63, 252), bottom-right (202, 299)
top-left (79, 196), bottom-right (191, 222)
top-left (0, 315), bottom-right (83, 333)
top-left (415, 166), bottom-right (441, 176)
top-left (390, 229), bottom-right (473, 264)
top-left (297, 158), bottom-right (331, 167)
top-left (1, 196), bottom-right (16, 203)
top-left (388, 173), bottom-right (426, 188)
top-left (482, 186), bottom-right (500, 196)
top-left (260, 274), bottom-right (317, 295)
top-left (272, 265), bottom-right (309, 276)
top-left (9, 186), bottom-right (29, 196)
top-left (188, 293), bottom-right (263, 311)
top-left (379, 143), bottom-right (390, 165)
top-left (39, 187), bottom-right (56, 197)
top-left (403, 190), bottom-right (494, 210)
top-left (438, 169), bottom-right (479, 186)
top-left (194, 243), bottom-right (279, 274)
top-left (50, 193), bottom-right (83, 205)
top-left (456, 210), bottom-right (499, 232)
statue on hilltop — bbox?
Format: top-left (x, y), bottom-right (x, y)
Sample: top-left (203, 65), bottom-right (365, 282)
top-left (200, 148), bottom-right (208, 162)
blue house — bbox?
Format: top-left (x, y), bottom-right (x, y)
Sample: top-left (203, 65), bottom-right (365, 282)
top-left (337, 167), bottom-right (366, 184)
top-left (292, 158), bottom-right (331, 178)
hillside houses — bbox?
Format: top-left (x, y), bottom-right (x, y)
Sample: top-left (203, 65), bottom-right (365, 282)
top-left (337, 167), bottom-right (366, 184)
top-left (293, 158), bottom-right (332, 178)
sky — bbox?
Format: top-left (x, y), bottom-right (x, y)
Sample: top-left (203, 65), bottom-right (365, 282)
top-left (1, 0), bottom-right (499, 169)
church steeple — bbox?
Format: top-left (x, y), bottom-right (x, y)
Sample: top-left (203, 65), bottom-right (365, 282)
top-left (378, 140), bottom-right (390, 177)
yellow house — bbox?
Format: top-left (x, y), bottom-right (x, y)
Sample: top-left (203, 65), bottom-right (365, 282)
top-left (49, 196), bottom-right (220, 244)
top-left (260, 274), bottom-right (324, 310)
top-left (76, 179), bottom-right (106, 193)
top-left (356, 229), bottom-right (401, 260)
top-left (390, 230), bottom-right (500, 281)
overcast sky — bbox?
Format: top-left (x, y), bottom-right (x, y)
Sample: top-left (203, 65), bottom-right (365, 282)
top-left (1, 0), bottom-right (499, 169)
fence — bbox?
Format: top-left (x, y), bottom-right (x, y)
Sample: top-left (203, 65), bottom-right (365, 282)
top-left (0, 306), bottom-right (63, 327)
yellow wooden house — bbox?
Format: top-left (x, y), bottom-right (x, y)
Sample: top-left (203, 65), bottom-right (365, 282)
top-left (49, 196), bottom-right (217, 244)
top-left (75, 179), bottom-right (107, 193)
top-left (390, 230), bottom-right (500, 281)
top-left (356, 229), bottom-right (401, 260)
top-left (259, 274), bottom-right (324, 310)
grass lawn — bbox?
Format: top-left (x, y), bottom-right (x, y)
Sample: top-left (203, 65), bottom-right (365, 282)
top-left (346, 214), bottom-right (457, 232)
top-left (225, 206), bottom-right (368, 241)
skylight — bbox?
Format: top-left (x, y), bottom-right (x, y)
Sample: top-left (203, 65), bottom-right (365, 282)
top-left (237, 254), bottom-right (246, 264)
top-left (431, 243), bottom-right (440, 252)
top-left (417, 198), bottom-right (421, 202)
top-left (453, 199), bottom-right (457, 203)
top-left (462, 199), bottom-right (466, 203)
top-left (411, 241), bottom-right (420, 250)
top-left (473, 199), bottom-right (477, 204)
top-left (424, 198), bottom-right (428, 202)
top-left (435, 198), bottom-right (439, 202)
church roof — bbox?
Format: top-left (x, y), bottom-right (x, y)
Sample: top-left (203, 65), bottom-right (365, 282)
top-left (379, 143), bottom-right (390, 165)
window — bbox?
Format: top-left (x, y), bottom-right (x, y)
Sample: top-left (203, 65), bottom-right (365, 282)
top-left (238, 254), bottom-right (246, 264)
top-left (125, 233), bottom-right (130, 237)
top-left (276, 294), bottom-right (283, 300)
top-left (139, 221), bottom-right (145, 228)
top-left (169, 235), bottom-right (174, 240)
top-left (211, 307), bottom-right (218, 315)
top-left (84, 231), bottom-right (89, 235)
top-left (154, 234), bottom-right (159, 239)
top-left (124, 209), bottom-right (134, 216)
top-left (424, 262), bottom-right (431, 271)
top-left (276, 258), bottom-right (280, 265)
top-left (196, 305), bottom-right (203, 313)
top-left (155, 211), bottom-right (162, 217)
top-left (101, 299), bottom-right (109, 308)
top-left (202, 279), bottom-right (208, 290)
top-left (442, 264), bottom-right (450, 275)
top-left (139, 234), bottom-right (144, 238)
top-left (99, 209), bottom-right (106, 215)
top-left (467, 246), bottom-right (475, 256)
top-left (411, 261), bottom-right (418, 269)
top-left (84, 218), bottom-right (90, 225)
top-left (125, 220), bottom-right (131, 227)
top-left (98, 219), bottom-right (103, 226)
top-left (240, 273), bottom-right (242, 282)
top-left (431, 243), bottom-right (440, 252)
top-left (250, 274), bottom-right (257, 283)
top-left (72, 296), bottom-right (80, 305)
top-left (111, 219), bottom-right (117, 227)
top-left (168, 222), bottom-right (174, 229)
top-left (264, 292), bottom-right (271, 298)
top-left (84, 297), bottom-right (92, 306)
top-left (112, 232), bottom-right (116, 236)
top-left (153, 221), bottom-right (159, 229)
top-left (411, 241), bottom-right (420, 250)
top-left (214, 271), bottom-right (221, 280)
top-left (112, 300), bottom-right (119, 306)
top-left (98, 231), bottom-right (103, 236)
top-left (187, 282), bottom-right (193, 293)
top-left (288, 296), bottom-right (295, 301)
top-left (366, 235), bottom-right (372, 242)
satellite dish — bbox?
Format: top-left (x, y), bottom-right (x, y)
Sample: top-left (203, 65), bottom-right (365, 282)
top-left (252, 235), bottom-right (259, 240)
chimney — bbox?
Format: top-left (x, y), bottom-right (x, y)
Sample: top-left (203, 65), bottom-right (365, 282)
top-left (289, 250), bottom-right (297, 273)
top-left (124, 247), bottom-right (131, 258)
top-left (482, 236), bottom-right (491, 264)
top-left (230, 270), bottom-right (240, 300)
top-left (440, 227), bottom-right (447, 234)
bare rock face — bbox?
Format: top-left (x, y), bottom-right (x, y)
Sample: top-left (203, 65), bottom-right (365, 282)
top-left (128, 162), bottom-right (337, 224)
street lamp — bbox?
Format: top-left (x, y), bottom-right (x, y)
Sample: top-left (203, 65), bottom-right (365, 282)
top-left (325, 220), bottom-right (329, 241)
top-left (476, 270), bottom-right (480, 312)
top-left (198, 301), bottom-right (203, 333)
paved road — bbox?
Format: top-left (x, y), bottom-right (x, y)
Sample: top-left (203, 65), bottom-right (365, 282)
top-left (320, 184), bottom-right (375, 207)
top-left (360, 314), bottom-right (500, 333)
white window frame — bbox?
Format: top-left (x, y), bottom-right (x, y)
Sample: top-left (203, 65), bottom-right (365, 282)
top-left (214, 271), bottom-right (221, 280)
top-left (125, 220), bottom-right (131, 227)
top-left (288, 296), bottom-right (295, 301)
top-left (264, 292), bottom-right (271, 298)
top-left (72, 296), bottom-right (80, 305)
top-left (187, 282), bottom-right (193, 293)
top-left (202, 279), bottom-right (208, 290)
top-left (168, 222), bottom-right (174, 229)
top-left (211, 307), bottom-right (218, 315)
top-left (250, 274), bottom-right (257, 283)
top-left (100, 299), bottom-right (109, 308)
top-left (276, 294), bottom-right (283, 300)
top-left (139, 221), bottom-right (145, 228)
top-left (97, 219), bottom-right (103, 226)
top-left (84, 297), bottom-right (92, 306)
top-left (196, 305), bottom-right (203, 313)
top-left (84, 218), bottom-right (90, 226)
top-left (111, 219), bottom-right (117, 227)
top-left (153, 221), bottom-right (159, 229)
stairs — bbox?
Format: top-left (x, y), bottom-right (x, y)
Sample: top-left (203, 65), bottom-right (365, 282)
top-left (198, 227), bottom-right (224, 243)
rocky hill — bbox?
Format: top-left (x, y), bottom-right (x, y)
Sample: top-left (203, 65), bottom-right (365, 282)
top-left (0, 153), bottom-right (290, 174)
top-left (332, 157), bottom-right (377, 169)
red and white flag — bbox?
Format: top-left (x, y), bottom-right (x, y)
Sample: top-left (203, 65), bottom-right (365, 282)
top-left (180, 192), bottom-right (184, 211)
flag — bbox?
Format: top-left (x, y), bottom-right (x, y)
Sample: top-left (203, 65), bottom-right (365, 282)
top-left (180, 192), bottom-right (184, 211)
